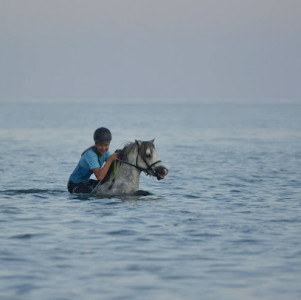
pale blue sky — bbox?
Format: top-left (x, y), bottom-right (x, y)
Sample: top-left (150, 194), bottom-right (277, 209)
top-left (0, 0), bottom-right (300, 102)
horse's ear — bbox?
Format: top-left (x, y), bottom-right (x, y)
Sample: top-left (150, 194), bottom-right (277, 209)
top-left (135, 140), bottom-right (142, 147)
top-left (150, 138), bottom-right (155, 144)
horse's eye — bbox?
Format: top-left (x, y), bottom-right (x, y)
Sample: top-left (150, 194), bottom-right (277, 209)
top-left (146, 153), bottom-right (151, 158)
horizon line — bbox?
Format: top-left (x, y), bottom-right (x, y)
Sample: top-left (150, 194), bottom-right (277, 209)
top-left (0, 97), bottom-right (300, 104)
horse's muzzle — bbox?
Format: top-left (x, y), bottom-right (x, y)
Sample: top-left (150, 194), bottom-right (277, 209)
top-left (155, 166), bottom-right (168, 180)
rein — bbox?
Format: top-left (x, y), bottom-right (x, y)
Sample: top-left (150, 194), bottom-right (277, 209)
top-left (117, 158), bottom-right (162, 175)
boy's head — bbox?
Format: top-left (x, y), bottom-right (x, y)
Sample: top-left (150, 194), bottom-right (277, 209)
top-left (94, 127), bottom-right (112, 155)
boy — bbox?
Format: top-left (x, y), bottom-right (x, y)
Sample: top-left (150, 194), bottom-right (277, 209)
top-left (67, 127), bottom-right (118, 194)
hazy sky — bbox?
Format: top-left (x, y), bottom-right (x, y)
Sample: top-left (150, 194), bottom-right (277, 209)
top-left (0, 0), bottom-right (300, 102)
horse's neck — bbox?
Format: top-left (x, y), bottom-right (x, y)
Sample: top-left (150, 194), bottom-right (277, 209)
top-left (116, 146), bottom-right (140, 187)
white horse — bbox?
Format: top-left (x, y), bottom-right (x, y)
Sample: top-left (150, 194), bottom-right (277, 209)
top-left (92, 139), bottom-right (168, 196)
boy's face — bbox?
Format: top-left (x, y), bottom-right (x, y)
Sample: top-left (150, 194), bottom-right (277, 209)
top-left (95, 142), bottom-right (110, 155)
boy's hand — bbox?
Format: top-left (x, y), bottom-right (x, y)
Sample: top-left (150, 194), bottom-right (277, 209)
top-left (109, 153), bottom-right (119, 162)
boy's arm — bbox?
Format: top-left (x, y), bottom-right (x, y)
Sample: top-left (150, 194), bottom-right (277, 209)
top-left (93, 153), bottom-right (118, 181)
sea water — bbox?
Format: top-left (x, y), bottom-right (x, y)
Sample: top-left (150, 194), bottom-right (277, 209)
top-left (0, 100), bottom-right (300, 300)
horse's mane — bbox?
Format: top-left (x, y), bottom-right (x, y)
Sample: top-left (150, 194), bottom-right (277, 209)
top-left (119, 141), bottom-right (137, 161)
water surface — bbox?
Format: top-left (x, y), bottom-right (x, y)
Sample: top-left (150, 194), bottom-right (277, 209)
top-left (0, 101), bottom-right (301, 299)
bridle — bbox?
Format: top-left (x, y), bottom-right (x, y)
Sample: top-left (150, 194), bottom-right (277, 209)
top-left (117, 143), bottom-right (162, 176)
top-left (106, 143), bottom-right (162, 190)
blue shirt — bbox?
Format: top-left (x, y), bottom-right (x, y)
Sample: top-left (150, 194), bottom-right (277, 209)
top-left (69, 149), bottom-right (111, 183)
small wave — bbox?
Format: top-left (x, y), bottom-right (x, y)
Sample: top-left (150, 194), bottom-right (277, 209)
top-left (106, 229), bottom-right (137, 236)
top-left (184, 194), bottom-right (200, 199)
top-left (271, 218), bottom-right (301, 223)
top-left (9, 233), bottom-right (46, 239)
top-left (0, 188), bottom-right (65, 195)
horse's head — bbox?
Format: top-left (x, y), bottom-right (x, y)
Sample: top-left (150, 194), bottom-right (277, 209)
top-left (135, 139), bottom-right (168, 180)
